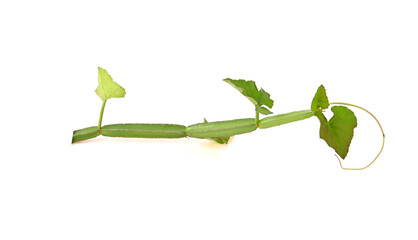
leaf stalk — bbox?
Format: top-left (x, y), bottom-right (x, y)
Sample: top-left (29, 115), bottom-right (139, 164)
top-left (255, 109), bottom-right (260, 125)
top-left (98, 99), bottom-right (107, 130)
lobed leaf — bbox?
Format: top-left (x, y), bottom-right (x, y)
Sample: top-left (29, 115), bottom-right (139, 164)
top-left (223, 78), bottom-right (274, 115)
top-left (95, 67), bottom-right (126, 101)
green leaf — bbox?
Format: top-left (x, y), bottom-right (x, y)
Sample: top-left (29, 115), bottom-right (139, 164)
top-left (311, 85), bottom-right (329, 112)
top-left (202, 118), bottom-right (231, 144)
top-left (256, 106), bottom-right (273, 115)
top-left (223, 78), bottom-right (274, 115)
top-left (317, 106), bottom-right (357, 159)
top-left (95, 67), bottom-right (126, 101)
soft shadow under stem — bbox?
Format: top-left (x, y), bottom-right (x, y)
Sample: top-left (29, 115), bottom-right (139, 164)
top-left (329, 102), bottom-right (385, 170)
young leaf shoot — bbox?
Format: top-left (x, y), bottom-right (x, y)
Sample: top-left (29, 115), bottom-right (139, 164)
top-left (96, 67), bottom-right (126, 129)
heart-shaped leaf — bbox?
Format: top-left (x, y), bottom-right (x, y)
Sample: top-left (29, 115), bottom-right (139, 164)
top-left (95, 67), bottom-right (126, 101)
top-left (316, 106), bottom-right (357, 159)
top-left (311, 85), bottom-right (357, 159)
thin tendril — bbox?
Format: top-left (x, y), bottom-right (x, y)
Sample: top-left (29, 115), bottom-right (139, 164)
top-left (329, 102), bottom-right (385, 170)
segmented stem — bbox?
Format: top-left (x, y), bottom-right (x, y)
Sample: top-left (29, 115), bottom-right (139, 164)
top-left (329, 102), bottom-right (385, 170)
top-left (74, 101), bottom-right (384, 171)
top-left (258, 110), bottom-right (314, 129)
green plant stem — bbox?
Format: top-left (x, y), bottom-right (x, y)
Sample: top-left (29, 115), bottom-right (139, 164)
top-left (73, 103), bottom-right (383, 171)
top-left (258, 110), bottom-right (314, 129)
top-left (72, 126), bottom-right (100, 143)
top-left (186, 118), bottom-right (256, 138)
top-left (98, 99), bottom-right (107, 130)
top-left (72, 110), bottom-right (314, 144)
top-left (255, 110), bottom-right (260, 124)
top-left (101, 123), bottom-right (187, 138)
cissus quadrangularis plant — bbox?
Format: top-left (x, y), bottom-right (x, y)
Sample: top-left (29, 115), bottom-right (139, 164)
top-left (72, 67), bottom-right (385, 170)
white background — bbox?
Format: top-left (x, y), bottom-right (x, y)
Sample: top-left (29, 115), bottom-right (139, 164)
top-left (1, 0), bottom-right (417, 239)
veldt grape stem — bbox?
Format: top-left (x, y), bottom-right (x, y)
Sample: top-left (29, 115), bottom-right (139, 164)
top-left (72, 67), bottom-right (385, 170)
